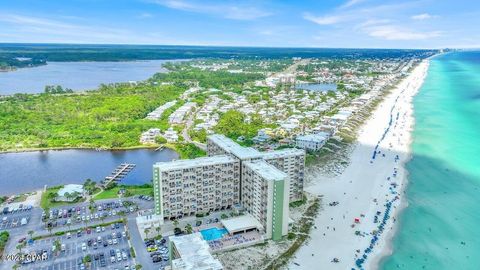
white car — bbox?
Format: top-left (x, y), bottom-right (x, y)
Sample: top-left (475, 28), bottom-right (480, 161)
top-left (81, 242), bottom-right (87, 251)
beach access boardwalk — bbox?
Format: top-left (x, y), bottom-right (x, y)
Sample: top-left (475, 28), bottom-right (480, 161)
top-left (101, 163), bottom-right (136, 187)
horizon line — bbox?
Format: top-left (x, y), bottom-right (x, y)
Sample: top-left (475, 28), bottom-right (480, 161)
top-left (0, 42), bottom-right (467, 51)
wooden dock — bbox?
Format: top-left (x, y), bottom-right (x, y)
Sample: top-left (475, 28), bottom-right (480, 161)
top-left (102, 163), bottom-right (136, 187)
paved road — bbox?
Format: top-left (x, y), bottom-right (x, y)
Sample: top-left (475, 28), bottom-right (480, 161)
top-left (181, 111), bottom-right (207, 151)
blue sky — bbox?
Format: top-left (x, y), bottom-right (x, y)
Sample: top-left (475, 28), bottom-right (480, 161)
top-left (0, 0), bottom-right (479, 48)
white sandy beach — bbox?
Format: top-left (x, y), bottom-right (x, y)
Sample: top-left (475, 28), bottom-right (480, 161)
top-left (288, 60), bottom-right (429, 270)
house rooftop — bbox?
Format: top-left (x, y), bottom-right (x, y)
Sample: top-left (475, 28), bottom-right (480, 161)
top-left (296, 132), bottom-right (330, 142)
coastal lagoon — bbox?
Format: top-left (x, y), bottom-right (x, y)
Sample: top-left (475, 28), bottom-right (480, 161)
top-left (381, 52), bottom-right (480, 269)
top-left (0, 60), bottom-right (174, 95)
top-left (0, 148), bottom-right (179, 196)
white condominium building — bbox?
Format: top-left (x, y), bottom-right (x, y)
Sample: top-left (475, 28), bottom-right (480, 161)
top-left (241, 160), bottom-right (289, 241)
top-left (153, 155), bottom-right (240, 220)
top-left (260, 149), bottom-right (305, 202)
top-left (207, 134), bottom-right (305, 202)
top-left (153, 134), bottom-right (305, 241)
top-left (206, 134), bottom-right (262, 160)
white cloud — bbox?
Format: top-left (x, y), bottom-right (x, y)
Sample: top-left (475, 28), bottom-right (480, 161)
top-left (0, 13), bottom-right (172, 44)
top-left (138, 12), bottom-right (153, 18)
top-left (340, 0), bottom-right (366, 9)
top-left (152, 0), bottom-right (271, 20)
top-left (355, 19), bottom-right (392, 29)
top-left (411, 13), bottom-right (437, 20)
top-left (303, 13), bottom-right (346, 25)
top-left (365, 24), bottom-right (442, 40)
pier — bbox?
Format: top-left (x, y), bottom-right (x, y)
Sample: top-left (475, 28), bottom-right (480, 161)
top-left (102, 163), bottom-right (136, 187)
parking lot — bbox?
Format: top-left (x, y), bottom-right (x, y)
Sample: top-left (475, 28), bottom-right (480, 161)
top-left (21, 222), bottom-right (136, 270)
top-left (42, 199), bottom-right (143, 235)
top-left (0, 214), bottom-right (30, 230)
top-left (143, 238), bottom-right (169, 269)
top-left (44, 200), bottom-right (138, 231)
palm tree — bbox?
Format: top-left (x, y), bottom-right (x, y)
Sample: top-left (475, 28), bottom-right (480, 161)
top-left (53, 239), bottom-right (61, 255)
top-left (28, 230), bottom-right (34, 240)
top-left (83, 255), bottom-right (92, 267)
top-left (16, 243), bottom-right (25, 253)
top-left (155, 226), bottom-right (161, 238)
top-left (135, 264), bottom-right (142, 270)
top-left (173, 220), bottom-right (179, 229)
top-left (99, 211), bottom-right (106, 224)
top-left (64, 192), bottom-right (74, 202)
top-left (89, 199), bottom-right (96, 213)
top-left (12, 264), bottom-right (20, 270)
top-left (144, 228), bottom-right (150, 239)
top-left (83, 219), bottom-right (89, 230)
top-left (185, 224), bottom-right (193, 234)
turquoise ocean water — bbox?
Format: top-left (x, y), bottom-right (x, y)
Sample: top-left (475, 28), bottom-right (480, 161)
top-left (380, 51), bottom-right (480, 269)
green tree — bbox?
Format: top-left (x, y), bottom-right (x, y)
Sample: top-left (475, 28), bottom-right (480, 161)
top-left (155, 136), bottom-right (167, 144)
top-left (53, 239), bottom-right (61, 255)
top-left (173, 220), bottom-right (179, 229)
top-left (28, 230), bottom-right (34, 240)
top-left (185, 224), bottom-right (193, 234)
top-left (16, 242), bottom-right (25, 253)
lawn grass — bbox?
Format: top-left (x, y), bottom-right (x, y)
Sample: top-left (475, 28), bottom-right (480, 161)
top-left (94, 185), bottom-right (153, 200)
top-left (40, 186), bottom-right (85, 209)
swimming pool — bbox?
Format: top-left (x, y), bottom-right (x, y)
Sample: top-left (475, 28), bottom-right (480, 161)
top-left (200, 227), bottom-right (228, 241)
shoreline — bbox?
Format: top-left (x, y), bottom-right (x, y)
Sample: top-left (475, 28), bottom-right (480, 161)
top-left (287, 60), bottom-right (430, 270)
top-left (0, 144), bottom-right (165, 155)
top-left (367, 61), bottom-right (428, 269)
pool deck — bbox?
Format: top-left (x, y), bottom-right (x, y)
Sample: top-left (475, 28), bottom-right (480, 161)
top-left (207, 231), bottom-right (264, 252)
top-left (200, 227), bottom-right (228, 241)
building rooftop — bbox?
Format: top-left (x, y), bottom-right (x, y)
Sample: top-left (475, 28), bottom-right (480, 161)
top-left (57, 184), bottom-right (84, 197)
top-left (170, 233), bottom-right (223, 270)
top-left (221, 214), bottom-right (263, 234)
top-left (244, 160), bottom-right (288, 182)
top-left (260, 148), bottom-right (305, 159)
top-left (154, 155), bottom-right (237, 171)
top-left (208, 134), bottom-right (262, 160)
top-left (296, 132), bottom-right (330, 142)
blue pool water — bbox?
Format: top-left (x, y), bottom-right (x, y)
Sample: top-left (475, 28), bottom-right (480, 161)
top-left (200, 227), bottom-right (228, 241)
